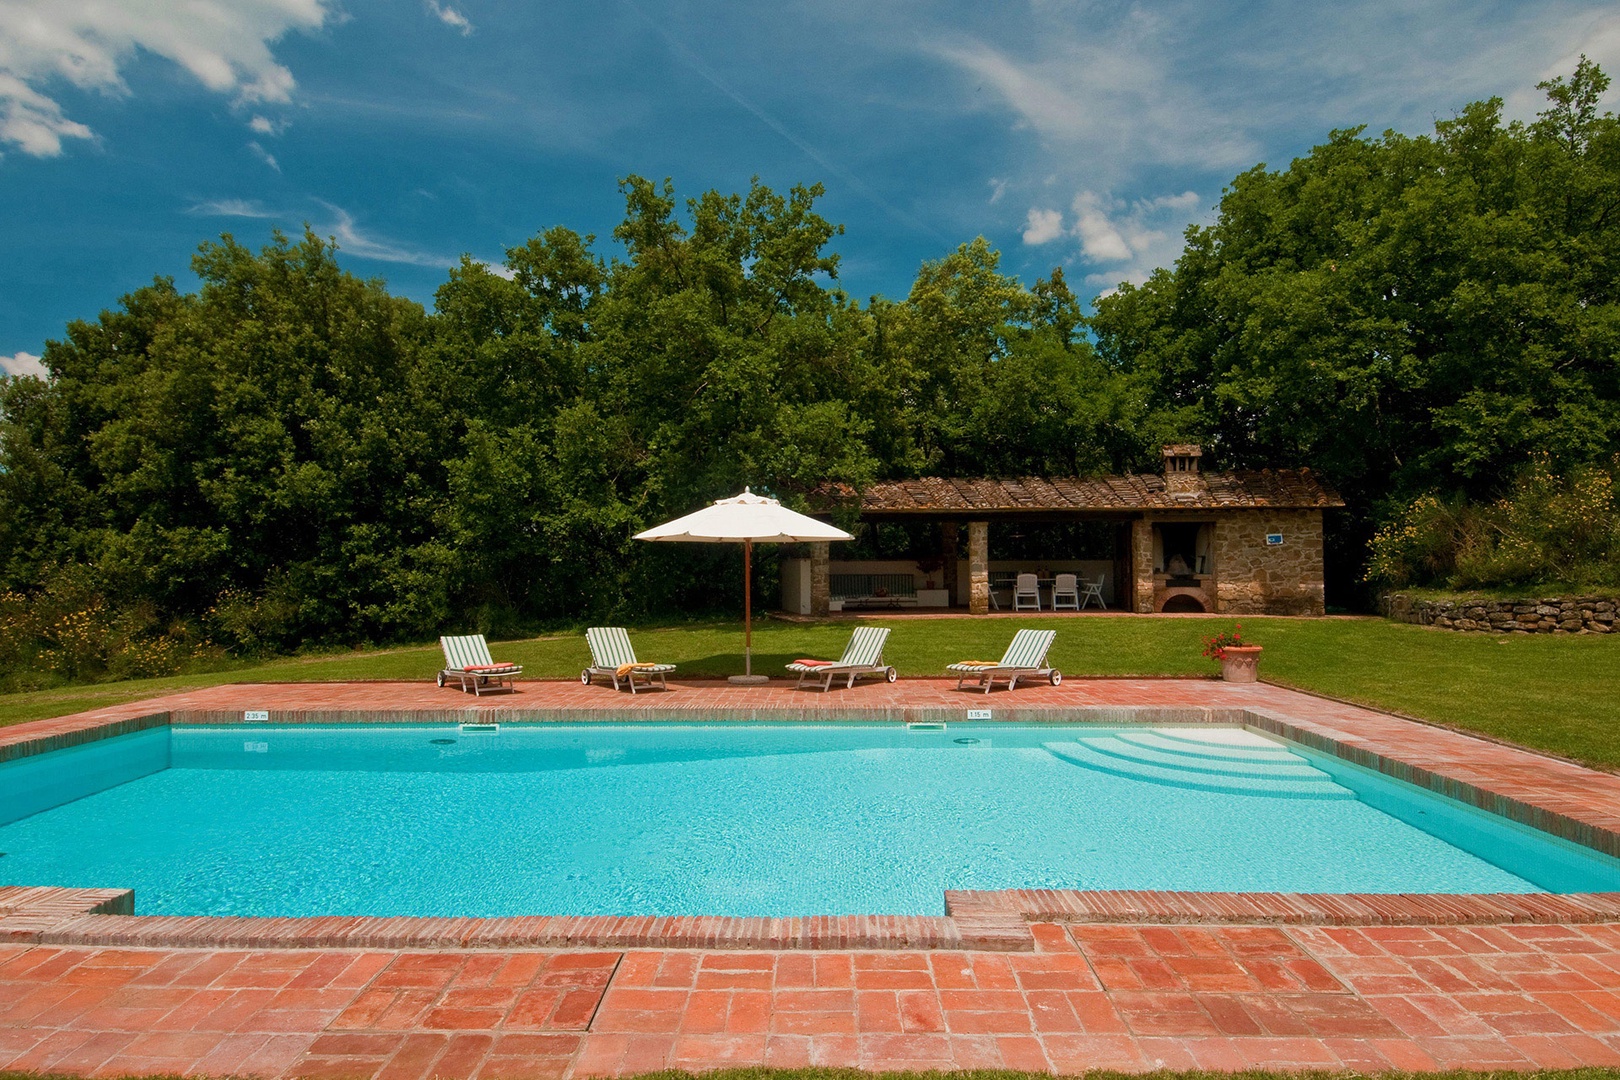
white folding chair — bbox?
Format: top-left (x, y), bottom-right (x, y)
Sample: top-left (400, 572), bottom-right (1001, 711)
top-left (1079, 576), bottom-right (1107, 610)
top-left (1051, 573), bottom-right (1080, 610)
top-left (1013, 572), bottom-right (1041, 610)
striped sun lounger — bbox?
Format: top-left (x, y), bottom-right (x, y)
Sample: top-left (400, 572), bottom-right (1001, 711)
top-left (785, 626), bottom-right (895, 691)
top-left (946, 628), bottom-right (1060, 694)
top-left (438, 634), bottom-right (523, 695)
top-left (582, 627), bottom-right (677, 694)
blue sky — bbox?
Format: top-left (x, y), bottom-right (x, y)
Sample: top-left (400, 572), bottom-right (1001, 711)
top-left (3, 0), bottom-right (1619, 376)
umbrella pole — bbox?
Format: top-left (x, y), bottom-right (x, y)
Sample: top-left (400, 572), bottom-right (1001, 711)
top-left (744, 539), bottom-right (752, 676)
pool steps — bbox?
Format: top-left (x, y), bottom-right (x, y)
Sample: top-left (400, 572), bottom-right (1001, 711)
top-left (1125, 728), bottom-right (1307, 762)
top-left (1084, 731), bottom-right (1326, 779)
top-left (1042, 734), bottom-right (1355, 800)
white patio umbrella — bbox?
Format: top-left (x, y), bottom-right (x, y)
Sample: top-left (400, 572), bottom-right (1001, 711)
top-left (634, 488), bottom-right (853, 681)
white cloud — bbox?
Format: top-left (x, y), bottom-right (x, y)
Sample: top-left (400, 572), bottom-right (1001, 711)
top-left (906, 0), bottom-right (1620, 288)
top-left (2, 351), bottom-right (47, 378)
top-left (247, 140), bottom-right (280, 171)
top-left (1070, 192), bottom-right (1133, 263)
top-left (1062, 190), bottom-right (1207, 287)
top-left (475, 258), bottom-right (516, 280)
top-left (248, 114), bottom-right (286, 135)
top-left (1021, 207), bottom-right (1064, 245)
top-left (426, 0), bottom-right (473, 36)
top-left (185, 197), bottom-right (455, 268)
top-left (929, 32), bottom-right (1259, 182)
top-left (0, 72), bottom-right (94, 156)
top-left (317, 201), bottom-right (451, 267)
top-left (987, 177), bottom-right (1007, 204)
top-left (0, 0), bottom-right (330, 157)
top-left (1506, 13), bottom-right (1620, 119)
top-left (186, 197), bottom-right (278, 217)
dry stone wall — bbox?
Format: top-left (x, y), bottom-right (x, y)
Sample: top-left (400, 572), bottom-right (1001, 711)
top-left (1381, 593), bottom-right (1617, 634)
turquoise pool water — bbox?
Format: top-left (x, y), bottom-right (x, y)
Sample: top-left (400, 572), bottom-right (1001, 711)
top-left (3, 723), bottom-right (1618, 917)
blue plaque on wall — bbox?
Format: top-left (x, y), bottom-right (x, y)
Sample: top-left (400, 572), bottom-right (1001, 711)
top-left (1265, 533), bottom-right (1284, 546)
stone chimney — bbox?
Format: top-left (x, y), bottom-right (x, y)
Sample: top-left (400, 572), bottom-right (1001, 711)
top-left (1162, 444), bottom-right (1205, 497)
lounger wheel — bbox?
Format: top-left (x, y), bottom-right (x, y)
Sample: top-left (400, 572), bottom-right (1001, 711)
top-left (580, 669), bottom-right (592, 685)
top-left (1049, 669), bottom-right (1063, 686)
top-left (436, 671), bottom-right (446, 688)
top-left (885, 667), bottom-right (898, 683)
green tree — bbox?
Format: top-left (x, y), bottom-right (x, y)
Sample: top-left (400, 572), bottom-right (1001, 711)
top-left (885, 243), bottom-right (1147, 476)
top-left (429, 176), bottom-right (887, 621)
top-left (1, 229), bottom-right (450, 651)
top-left (1091, 60), bottom-right (1620, 590)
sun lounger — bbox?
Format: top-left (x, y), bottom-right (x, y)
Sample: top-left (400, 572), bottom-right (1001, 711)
top-left (582, 627), bottom-right (676, 694)
top-left (946, 628), bottom-right (1060, 693)
top-left (438, 634), bottom-right (522, 695)
top-left (785, 626), bottom-right (895, 691)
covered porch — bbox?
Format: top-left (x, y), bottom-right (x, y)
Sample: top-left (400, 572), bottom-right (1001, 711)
top-left (780, 518), bottom-right (1140, 615)
top-left (786, 446), bottom-right (1341, 617)
top-left (781, 516), bottom-right (1143, 615)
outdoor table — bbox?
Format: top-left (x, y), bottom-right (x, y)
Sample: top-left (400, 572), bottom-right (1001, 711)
top-left (991, 575), bottom-right (1060, 609)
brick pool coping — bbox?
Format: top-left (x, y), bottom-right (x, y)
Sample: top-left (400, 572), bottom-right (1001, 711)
top-left (4, 678), bottom-right (1620, 951)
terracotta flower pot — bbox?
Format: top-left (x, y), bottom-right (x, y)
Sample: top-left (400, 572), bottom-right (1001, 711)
top-left (1218, 645), bottom-right (1263, 683)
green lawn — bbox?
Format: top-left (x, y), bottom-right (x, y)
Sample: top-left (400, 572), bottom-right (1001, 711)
top-left (2, 615), bottom-right (1617, 768)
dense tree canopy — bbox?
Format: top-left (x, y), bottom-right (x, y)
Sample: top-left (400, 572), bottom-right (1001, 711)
top-left (0, 175), bottom-right (1139, 672)
top-left (3, 64), bottom-right (1618, 679)
top-left (1091, 59), bottom-right (1620, 537)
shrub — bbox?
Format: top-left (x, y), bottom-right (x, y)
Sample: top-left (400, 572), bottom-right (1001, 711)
top-left (206, 583), bottom-right (304, 655)
top-left (1368, 458), bottom-right (1620, 591)
top-left (0, 569), bottom-right (215, 688)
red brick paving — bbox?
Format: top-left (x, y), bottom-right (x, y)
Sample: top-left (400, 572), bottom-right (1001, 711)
top-left (6, 677), bottom-right (1620, 1073)
top-left (6, 925), bottom-right (1620, 1076)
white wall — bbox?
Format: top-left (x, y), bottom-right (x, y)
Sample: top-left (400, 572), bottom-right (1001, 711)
top-left (780, 557), bottom-right (811, 615)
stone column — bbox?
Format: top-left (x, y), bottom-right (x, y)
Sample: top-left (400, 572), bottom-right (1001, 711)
top-left (1130, 517), bottom-right (1155, 613)
top-left (968, 521), bottom-right (990, 615)
top-left (809, 541), bottom-right (830, 617)
top-left (940, 522), bottom-right (959, 605)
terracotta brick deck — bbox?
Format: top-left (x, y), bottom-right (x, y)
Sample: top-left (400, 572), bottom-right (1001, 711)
top-left (6, 923), bottom-right (1620, 1076)
top-left (4, 677), bottom-right (1620, 1075)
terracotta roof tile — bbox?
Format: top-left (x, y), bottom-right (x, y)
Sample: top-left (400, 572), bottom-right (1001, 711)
top-left (818, 470), bottom-right (1344, 513)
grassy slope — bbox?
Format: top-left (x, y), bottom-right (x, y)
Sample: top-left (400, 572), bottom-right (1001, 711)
top-left (2, 616), bottom-right (1617, 767)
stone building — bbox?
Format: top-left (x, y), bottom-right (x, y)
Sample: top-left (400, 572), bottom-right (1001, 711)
top-left (786, 445), bottom-right (1343, 616)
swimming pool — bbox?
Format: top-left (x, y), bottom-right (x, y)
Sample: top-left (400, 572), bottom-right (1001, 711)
top-left (3, 722), bottom-right (1618, 917)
